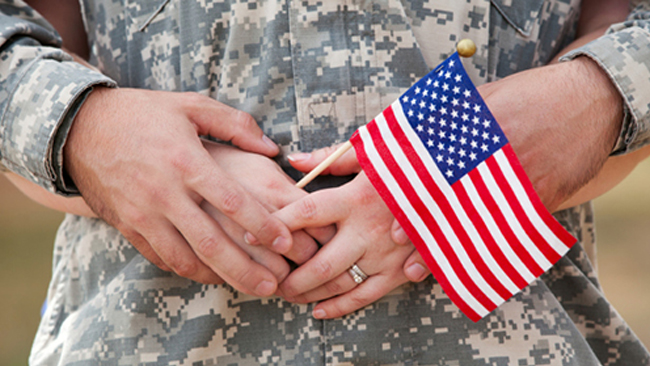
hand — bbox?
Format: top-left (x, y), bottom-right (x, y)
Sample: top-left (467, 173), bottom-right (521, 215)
top-left (289, 55), bottom-right (625, 285)
top-left (64, 87), bottom-right (293, 295)
top-left (199, 141), bottom-right (334, 283)
top-left (271, 172), bottom-right (415, 319)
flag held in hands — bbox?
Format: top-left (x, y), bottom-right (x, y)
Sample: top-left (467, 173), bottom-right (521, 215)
top-left (350, 52), bottom-right (576, 322)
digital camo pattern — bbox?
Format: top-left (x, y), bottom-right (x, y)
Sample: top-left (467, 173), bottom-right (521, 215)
top-left (0, 0), bottom-right (640, 365)
top-left (562, 5), bottom-right (650, 155)
top-left (0, 1), bottom-right (115, 193)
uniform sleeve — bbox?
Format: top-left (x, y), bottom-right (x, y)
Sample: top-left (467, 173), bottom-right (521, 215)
top-left (0, 1), bottom-right (116, 194)
top-left (560, 3), bottom-right (650, 155)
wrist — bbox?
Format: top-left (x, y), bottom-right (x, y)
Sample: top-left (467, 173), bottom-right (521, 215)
top-left (565, 56), bottom-right (623, 153)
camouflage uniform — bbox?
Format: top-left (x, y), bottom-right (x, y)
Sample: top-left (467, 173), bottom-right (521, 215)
top-left (0, 0), bottom-right (648, 364)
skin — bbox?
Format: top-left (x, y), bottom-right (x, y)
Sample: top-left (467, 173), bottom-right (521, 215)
top-left (272, 0), bottom-right (636, 318)
top-left (8, 0), bottom-right (642, 318)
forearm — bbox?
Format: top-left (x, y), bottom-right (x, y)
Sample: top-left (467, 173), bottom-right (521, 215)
top-left (3, 171), bottom-right (96, 217)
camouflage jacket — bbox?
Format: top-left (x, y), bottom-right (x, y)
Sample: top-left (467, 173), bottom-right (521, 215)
top-left (0, 0), bottom-right (649, 365)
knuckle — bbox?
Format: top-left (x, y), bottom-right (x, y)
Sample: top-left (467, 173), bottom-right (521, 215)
top-left (182, 91), bottom-right (207, 107)
top-left (313, 259), bottom-right (334, 282)
top-left (169, 148), bottom-right (198, 177)
top-left (298, 196), bottom-right (318, 220)
top-left (194, 235), bottom-right (223, 259)
top-left (324, 280), bottom-right (343, 294)
top-left (233, 109), bottom-right (257, 131)
top-left (170, 259), bottom-right (199, 278)
top-left (218, 187), bottom-right (244, 215)
top-left (348, 291), bottom-right (372, 309)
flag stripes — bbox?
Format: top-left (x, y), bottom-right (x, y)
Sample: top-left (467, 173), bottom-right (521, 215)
top-left (351, 98), bottom-right (575, 321)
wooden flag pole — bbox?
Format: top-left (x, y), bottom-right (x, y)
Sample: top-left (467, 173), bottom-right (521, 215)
top-left (294, 40), bottom-right (476, 189)
top-left (295, 141), bottom-right (352, 188)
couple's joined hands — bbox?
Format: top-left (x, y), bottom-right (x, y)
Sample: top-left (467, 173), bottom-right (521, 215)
top-left (61, 86), bottom-right (410, 318)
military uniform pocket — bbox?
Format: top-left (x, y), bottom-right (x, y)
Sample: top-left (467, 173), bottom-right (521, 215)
top-left (490, 0), bottom-right (545, 37)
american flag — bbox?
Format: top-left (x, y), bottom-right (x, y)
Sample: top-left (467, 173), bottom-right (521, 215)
top-left (350, 52), bottom-right (576, 321)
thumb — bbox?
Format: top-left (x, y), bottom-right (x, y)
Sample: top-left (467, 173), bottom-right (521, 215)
top-left (188, 95), bottom-right (279, 157)
top-left (288, 143), bottom-right (361, 175)
top-left (403, 252), bottom-right (431, 282)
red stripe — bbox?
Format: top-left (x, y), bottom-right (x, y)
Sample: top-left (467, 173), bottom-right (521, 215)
top-left (485, 155), bottom-right (561, 264)
top-left (468, 167), bottom-right (544, 277)
top-left (368, 110), bottom-right (497, 312)
top-left (351, 128), bottom-right (482, 322)
top-left (382, 108), bottom-right (513, 301)
top-left (501, 145), bottom-right (576, 247)
top-left (451, 181), bottom-right (529, 289)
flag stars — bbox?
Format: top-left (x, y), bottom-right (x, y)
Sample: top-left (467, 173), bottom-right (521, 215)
top-left (437, 142), bottom-right (445, 150)
top-left (470, 140), bottom-right (478, 149)
top-left (419, 100), bottom-right (426, 108)
top-left (428, 115), bottom-right (435, 123)
top-left (473, 104), bottom-right (481, 113)
top-left (402, 96), bottom-right (409, 103)
top-left (458, 161), bottom-right (466, 169)
top-left (440, 107), bottom-right (447, 115)
top-left (417, 112), bottom-right (424, 121)
top-left (438, 130), bottom-right (446, 139)
top-left (460, 137), bottom-right (467, 145)
top-left (461, 113), bottom-right (469, 122)
top-left (439, 119), bottom-right (447, 127)
top-left (423, 89), bottom-right (429, 97)
top-left (461, 125), bottom-right (468, 133)
top-left (453, 86), bottom-right (460, 94)
top-left (472, 116), bottom-right (480, 124)
top-left (408, 110), bottom-right (414, 117)
top-left (482, 131), bottom-right (490, 140)
top-left (427, 127), bottom-right (434, 135)
top-left (416, 124), bottom-right (424, 132)
top-left (469, 152), bottom-right (477, 161)
top-left (415, 86), bottom-right (421, 94)
top-left (429, 104), bottom-right (436, 112)
top-left (410, 98), bottom-right (417, 105)
top-left (450, 134), bottom-right (457, 142)
top-left (427, 139), bottom-right (434, 147)
top-left (446, 170), bottom-right (454, 178)
top-left (455, 74), bottom-right (462, 83)
top-left (426, 78), bottom-right (432, 85)
top-left (492, 135), bottom-right (501, 144)
top-left (450, 122), bottom-right (458, 130)
top-left (436, 154), bottom-right (444, 162)
top-left (445, 71), bottom-right (452, 79)
top-left (452, 98), bottom-right (459, 106)
top-left (448, 146), bottom-right (456, 154)
top-left (431, 91), bottom-right (438, 100)
top-left (482, 120), bottom-right (491, 128)
top-left (451, 110), bottom-right (459, 119)
top-left (463, 101), bottom-right (470, 109)
top-left (442, 83), bottom-right (449, 91)
top-left (459, 149), bottom-right (466, 158)
top-left (433, 81), bottom-right (439, 88)
top-left (463, 90), bottom-right (471, 98)
top-left (447, 157), bottom-right (455, 166)
top-left (441, 95), bottom-right (448, 103)
top-left (471, 128), bottom-right (479, 136)
top-left (481, 143), bottom-right (489, 152)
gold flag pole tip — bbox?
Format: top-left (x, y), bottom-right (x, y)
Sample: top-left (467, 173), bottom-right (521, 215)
top-left (457, 39), bottom-right (476, 58)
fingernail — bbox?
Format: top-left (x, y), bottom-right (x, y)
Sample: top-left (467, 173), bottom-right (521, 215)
top-left (405, 263), bottom-right (428, 282)
top-left (263, 135), bottom-right (278, 150)
top-left (394, 225), bottom-right (408, 245)
top-left (272, 236), bottom-right (290, 253)
top-left (287, 153), bottom-right (311, 162)
top-left (255, 280), bottom-right (276, 297)
top-left (313, 309), bottom-right (327, 319)
top-left (244, 232), bottom-right (260, 245)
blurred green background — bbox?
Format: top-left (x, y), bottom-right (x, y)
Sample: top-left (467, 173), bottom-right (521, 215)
top-left (1, 162), bottom-right (650, 365)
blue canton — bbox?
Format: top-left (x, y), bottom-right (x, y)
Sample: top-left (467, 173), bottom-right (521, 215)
top-left (400, 53), bottom-right (508, 185)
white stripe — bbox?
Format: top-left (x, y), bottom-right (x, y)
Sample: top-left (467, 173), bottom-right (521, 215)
top-left (459, 175), bottom-right (536, 283)
top-left (477, 163), bottom-right (553, 270)
top-left (391, 102), bottom-right (523, 290)
top-left (358, 125), bottom-right (489, 318)
top-left (494, 150), bottom-right (570, 254)
top-left (375, 112), bottom-right (506, 305)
